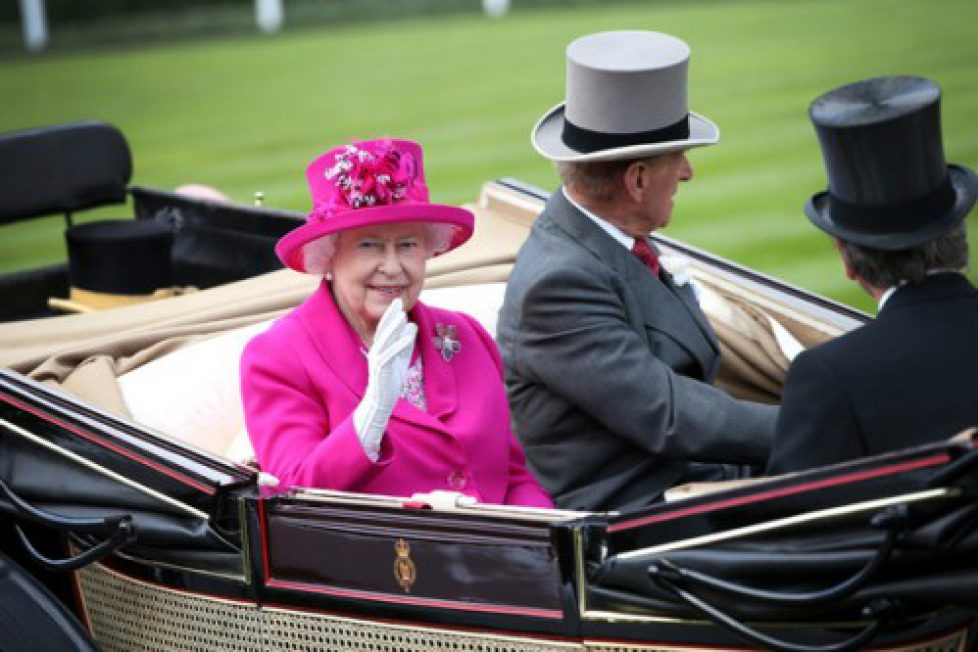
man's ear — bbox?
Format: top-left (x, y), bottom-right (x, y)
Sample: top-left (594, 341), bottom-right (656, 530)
top-left (622, 160), bottom-right (646, 203)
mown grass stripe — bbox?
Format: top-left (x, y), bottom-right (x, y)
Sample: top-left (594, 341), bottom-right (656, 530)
top-left (1, 0), bottom-right (975, 315)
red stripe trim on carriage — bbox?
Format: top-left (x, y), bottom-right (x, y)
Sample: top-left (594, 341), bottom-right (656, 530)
top-left (0, 392), bottom-right (216, 495)
top-left (584, 638), bottom-right (744, 651)
top-left (258, 499), bottom-right (272, 583)
top-left (264, 578), bottom-right (564, 619)
top-left (608, 454), bottom-right (950, 533)
top-left (69, 546), bottom-right (94, 633)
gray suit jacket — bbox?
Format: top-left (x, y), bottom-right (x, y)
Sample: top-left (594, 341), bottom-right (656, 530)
top-left (497, 190), bottom-right (776, 511)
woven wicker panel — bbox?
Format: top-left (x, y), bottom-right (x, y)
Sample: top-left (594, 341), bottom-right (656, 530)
top-left (264, 607), bottom-right (582, 651)
top-left (75, 563), bottom-right (968, 652)
top-left (78, 562), bottom-right (583, 651)
top-left (77, 563), bottom-right (265, 651)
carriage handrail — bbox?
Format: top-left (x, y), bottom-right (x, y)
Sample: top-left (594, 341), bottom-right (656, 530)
top-left (13, 520), bottom-right (135, 572)
top-left (0, 478), bottom-right (132, 534)
top-left (652, 570), bottom-right (893, 652)
top-left (0, 478), bottom-right (137, 571)
top-left (647, 505), bottom-right (907, 607)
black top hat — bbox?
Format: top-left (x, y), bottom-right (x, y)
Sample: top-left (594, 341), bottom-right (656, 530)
top-left (55, 219), bottom-right (175, 311)
top-left (805, 76), bottom-right (977, 251)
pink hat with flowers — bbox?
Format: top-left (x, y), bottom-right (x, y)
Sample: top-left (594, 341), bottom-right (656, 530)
top-left (276, 139), bottom-right (474, 274)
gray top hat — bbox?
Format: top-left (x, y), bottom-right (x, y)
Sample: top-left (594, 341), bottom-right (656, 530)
top-left (805, 76), bottom-right (978, 250)
top-left (532, 30), bottom-right (719, 162)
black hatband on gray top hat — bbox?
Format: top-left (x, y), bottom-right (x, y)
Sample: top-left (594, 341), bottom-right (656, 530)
top-left (532, 31), bottom-right (719, 162)
top-left (806, 76), bottom-right (977, 251)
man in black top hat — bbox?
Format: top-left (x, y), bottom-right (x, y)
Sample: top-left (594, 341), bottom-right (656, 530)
top-left (767, 76), bottom-right (978, 474)
top-left (497, 31), bottom-right (776, 512)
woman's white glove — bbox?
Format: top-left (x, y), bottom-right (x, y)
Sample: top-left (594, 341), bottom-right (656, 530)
top-left (353, 299), bottom-right (417, 461)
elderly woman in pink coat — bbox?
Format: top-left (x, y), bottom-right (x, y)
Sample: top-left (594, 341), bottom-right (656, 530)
top-left (241, 139), bottom-right (552, 508)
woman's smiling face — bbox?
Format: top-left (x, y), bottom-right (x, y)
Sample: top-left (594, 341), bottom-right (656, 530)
top-left (329, 222), bottom-right (428, 343)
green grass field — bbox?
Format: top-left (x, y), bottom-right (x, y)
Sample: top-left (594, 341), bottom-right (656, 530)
top-left (2, 0), bottom-right (977, 312)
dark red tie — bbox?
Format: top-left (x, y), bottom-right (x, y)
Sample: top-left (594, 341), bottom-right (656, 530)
top-left (631, 237), bottom-right (660, 277)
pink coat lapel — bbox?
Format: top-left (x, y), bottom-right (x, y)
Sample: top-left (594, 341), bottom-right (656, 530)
top-left (407, 302), bottom-right (458, 420)
top-left (296, 282), bottom-right (459, 433)
top-left (295, 282), bottom-right (368, 398)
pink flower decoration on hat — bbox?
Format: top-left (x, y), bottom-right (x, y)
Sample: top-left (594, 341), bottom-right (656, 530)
top-left (308, 140), bottom-right (429, 223)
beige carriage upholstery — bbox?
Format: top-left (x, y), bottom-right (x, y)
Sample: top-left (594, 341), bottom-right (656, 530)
top-left (0, 269), bottom-right (316, 466)
top-left (0, 181), bottom-right (860, 471)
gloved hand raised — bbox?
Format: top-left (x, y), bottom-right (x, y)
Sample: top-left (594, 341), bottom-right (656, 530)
top-left (353, 299), bottom-right (418, 461)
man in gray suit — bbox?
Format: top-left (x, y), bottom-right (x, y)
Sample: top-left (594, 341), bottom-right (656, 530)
top-left (497, 31), bottom-right (776, 512)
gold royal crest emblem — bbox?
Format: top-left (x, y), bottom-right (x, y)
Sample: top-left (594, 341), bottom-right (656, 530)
top-left (393, 538), bottom-right (417, 593)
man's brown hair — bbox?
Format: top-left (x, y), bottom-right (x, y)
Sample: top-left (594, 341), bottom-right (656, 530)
top-left (839, 222), bottom-right (969, 289)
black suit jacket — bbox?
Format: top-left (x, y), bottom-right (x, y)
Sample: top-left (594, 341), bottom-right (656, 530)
top-left (769, 273), bottom-right (978, 474)
top-left (497, 190), bottom-right (777, 512)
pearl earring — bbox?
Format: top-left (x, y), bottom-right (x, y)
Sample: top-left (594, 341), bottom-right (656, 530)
top-left (325, 271), bottom-right (333, 281)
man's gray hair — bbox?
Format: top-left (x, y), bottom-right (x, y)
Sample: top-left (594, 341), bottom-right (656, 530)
top-left (557, 155), bottom-right (661, 204)
top-left (839, 222), bottom-right (969, 289)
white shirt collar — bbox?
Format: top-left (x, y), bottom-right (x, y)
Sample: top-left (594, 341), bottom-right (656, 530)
top-left (877, 269), bottom-right (962, 310)
top-left (878, 284), bottom-right (902, 310)
top-left (562, 186), bottom-right (635, 250)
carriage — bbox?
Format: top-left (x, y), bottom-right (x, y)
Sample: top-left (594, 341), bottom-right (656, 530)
top-left (1, 122), bottom-right (976, 651)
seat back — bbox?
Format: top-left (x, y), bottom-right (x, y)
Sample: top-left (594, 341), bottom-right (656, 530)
top-left (0, 121), bottom-right (131, 225)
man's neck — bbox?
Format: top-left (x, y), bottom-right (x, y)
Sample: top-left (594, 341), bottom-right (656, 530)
top-left (563, 185), bottom-right (647, 239)
top-left (873, 269), bottom-right (963, 310)
top-left (862, 280), bottom-right (886, 302)
top-left (562, 187), bottom-right (634, 248)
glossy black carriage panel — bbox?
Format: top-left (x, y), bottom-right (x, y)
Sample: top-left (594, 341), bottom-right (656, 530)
top-left (0, 370), bottom-right (255, 576)
top-left (580, 438), bottom-right (978, 648)
top-left (0, 370), bottom-right (253, 501)
top-left (257, 493), bottom-right (574, 632)
top-left (603, 440), bottom-right (972, 553)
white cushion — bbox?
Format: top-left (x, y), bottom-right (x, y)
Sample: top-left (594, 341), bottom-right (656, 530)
top-left (117, 320), bottom-right (273, 462)
top-left (420, 283), bottom-right (506, 337)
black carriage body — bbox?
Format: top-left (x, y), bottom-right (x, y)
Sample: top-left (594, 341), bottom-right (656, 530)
top-left (2, 369), bottom-right (977, 651)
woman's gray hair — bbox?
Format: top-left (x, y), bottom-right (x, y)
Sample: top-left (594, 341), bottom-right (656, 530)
top-left (301, 223), bottom-right (455, 277)
top-left (301, 234), bottom-right (338, 276)
top-left (839, 222), bottom-right (969, 289)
